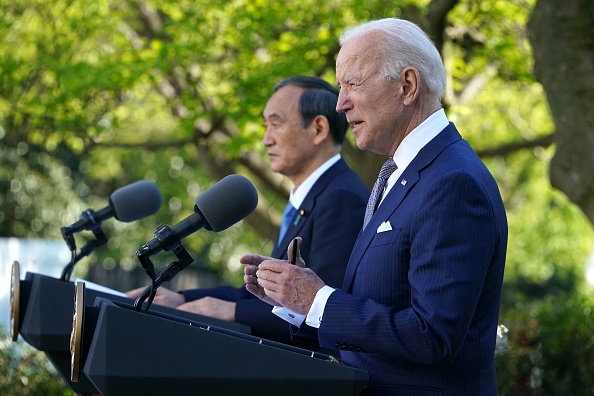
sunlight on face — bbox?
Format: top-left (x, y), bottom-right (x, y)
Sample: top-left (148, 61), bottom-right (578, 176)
top-left (335, 32), bottom-right (404, 156)
top-left (262, 85), bottom-right (317, 182)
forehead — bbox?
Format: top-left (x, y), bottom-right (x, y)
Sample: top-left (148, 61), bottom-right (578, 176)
top-left (336, 32), bottom-right (383, 79)
top-left (263, 85), bottom-right (304, 119)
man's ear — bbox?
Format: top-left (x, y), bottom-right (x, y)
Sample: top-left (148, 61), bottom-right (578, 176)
top-left (400, 67), bottom-right (420, 105)
top-left (311, 115), bottom-right (331, 145)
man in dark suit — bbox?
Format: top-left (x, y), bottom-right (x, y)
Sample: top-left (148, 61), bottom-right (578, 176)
top-left (242, 19), bottom-right (508, 395)
top-left (127, 75), bottom-right (369, 346)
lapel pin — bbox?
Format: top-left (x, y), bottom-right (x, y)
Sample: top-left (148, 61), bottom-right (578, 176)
top-left (293, 209), bottom-right (306, 226)
top-left (401, 179), bottom-right (407, 186)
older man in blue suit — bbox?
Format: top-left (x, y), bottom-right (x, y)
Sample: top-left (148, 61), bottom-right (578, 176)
top-left (242, 19), bottom-right (508, 395)
top-left (128, 76), bottom-right (369, 347)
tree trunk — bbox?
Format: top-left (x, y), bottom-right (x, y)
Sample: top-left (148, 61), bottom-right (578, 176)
top-left (528, 0), bottom-right (594, 226)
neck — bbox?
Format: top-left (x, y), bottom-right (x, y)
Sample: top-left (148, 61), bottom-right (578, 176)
top-left (404, 96), bottom-right (442, 138)
top-left (289, 146), bottom-right (340, 190)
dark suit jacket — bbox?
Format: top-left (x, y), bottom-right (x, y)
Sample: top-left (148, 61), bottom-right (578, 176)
top-left (295, 124), bottom-right (507, 395)
top-left (182, 158), bottom-right (369, 346)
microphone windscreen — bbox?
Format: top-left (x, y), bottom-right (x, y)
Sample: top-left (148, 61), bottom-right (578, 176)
top-left (195, 174), bottom-right (258, 232)
top-left (110, 180), bottom-right (163, 222)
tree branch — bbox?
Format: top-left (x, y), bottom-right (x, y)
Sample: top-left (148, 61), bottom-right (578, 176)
top-left (86, 137), bottom-right (194, 150)
top-left (425, 0), bottom-right (461, 52)
top-left (475, 133), bottom-right (555, 158)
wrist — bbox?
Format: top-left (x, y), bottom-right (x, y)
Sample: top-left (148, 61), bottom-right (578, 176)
top-left (176, 291), bottom-right (187, 305)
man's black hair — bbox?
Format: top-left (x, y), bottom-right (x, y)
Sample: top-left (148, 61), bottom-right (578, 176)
top-left (274, 75), bottom-right (349, 144)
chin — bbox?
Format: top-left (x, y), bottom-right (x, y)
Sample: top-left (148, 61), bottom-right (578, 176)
top-left (355, 139), bottom-right (370, 151)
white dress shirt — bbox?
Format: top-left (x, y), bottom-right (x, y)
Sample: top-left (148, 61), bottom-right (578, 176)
top-left (288, 154), bottom-right (340, 209)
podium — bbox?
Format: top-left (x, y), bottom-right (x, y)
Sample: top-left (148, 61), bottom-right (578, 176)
top-left (10, 262), bottom-right (251, 394)
top-left (78, 295), bottom-right (368, 396)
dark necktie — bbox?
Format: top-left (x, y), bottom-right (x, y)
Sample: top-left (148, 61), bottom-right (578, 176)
top-left (278, 202), bottom-right (297, 245)
top-left (363, 158), bottom-right (398, 231)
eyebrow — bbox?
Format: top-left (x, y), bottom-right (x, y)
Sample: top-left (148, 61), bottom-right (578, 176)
top-left (336, 74), bottom-right (358, 86)
top-left (262, 112), bottom-right (283, 121)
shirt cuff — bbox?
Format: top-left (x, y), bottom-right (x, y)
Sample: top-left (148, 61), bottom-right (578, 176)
top-left (305, 285), bottom-right (335, 329)
top-left (272, 306), bottom-right (306, 327)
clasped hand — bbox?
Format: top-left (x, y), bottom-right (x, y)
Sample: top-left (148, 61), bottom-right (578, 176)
top-left (240, 237), bottom-right (325, 315)
top-left (126, 286), bottom-right (236, 321)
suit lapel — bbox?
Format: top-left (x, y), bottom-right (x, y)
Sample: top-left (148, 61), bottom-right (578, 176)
top-left (271, 159), bottom-right (350, 259)
top-left (342, 124), bottom-right (461, 290)
top-left (341, 169), bottom-right (419, 290)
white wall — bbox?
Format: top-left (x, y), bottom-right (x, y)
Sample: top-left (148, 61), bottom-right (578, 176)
top-left (0, 237), bottom-right (70, 330)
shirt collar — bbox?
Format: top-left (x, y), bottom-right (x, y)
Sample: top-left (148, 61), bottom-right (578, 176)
top-left (289, 154), bottom-right (341, 208)
top-left (380, 109), bottom-right (449, 204)
top-left (392, 108), bottom-right (449, 171)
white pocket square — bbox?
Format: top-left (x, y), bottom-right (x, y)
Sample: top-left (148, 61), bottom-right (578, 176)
top-left (376, 221), bottom-right (393, 233)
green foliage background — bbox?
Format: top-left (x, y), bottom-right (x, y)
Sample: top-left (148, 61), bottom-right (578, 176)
top-left (1, 0), bottom-right (593, 394)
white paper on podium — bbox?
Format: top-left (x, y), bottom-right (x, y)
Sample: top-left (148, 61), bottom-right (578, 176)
top-left (75, 278), bottom-right (128, 297)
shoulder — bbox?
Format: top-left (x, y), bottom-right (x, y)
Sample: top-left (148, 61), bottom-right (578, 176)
top-left (322, 160), bottom-right (369, 197)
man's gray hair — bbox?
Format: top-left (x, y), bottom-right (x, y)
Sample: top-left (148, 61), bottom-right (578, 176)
top-left (339, 18), bottom-right (446, 99)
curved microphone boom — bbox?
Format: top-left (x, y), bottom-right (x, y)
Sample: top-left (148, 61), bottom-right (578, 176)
top-left (137, 174), bottom-right (259, 257)
top-left (61, 180), bottom-right (163, 237)
top-left (134, 174), bottom-right (258, 312)
top-left (60, 180), bottom-right (162, 281)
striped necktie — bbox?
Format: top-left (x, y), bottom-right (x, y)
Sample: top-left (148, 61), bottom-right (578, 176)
top-left (362, 158), bottom-right (397, 231)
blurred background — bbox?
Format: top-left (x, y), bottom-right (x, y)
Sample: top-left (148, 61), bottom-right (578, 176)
top-left (1, 0), bottom-right (593, 394)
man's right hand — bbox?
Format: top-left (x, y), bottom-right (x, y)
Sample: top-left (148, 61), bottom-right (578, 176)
top-left (240, 253), bottom-right (282, 307)
top-left (125, 286), bottom-right (186, 308)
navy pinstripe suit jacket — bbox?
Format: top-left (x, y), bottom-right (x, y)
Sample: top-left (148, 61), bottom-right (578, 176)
top-left (296, 124), bottom-right (507, 395)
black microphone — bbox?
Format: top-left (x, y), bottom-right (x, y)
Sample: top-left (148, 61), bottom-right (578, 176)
top-left (62, 180), bottom-right (163, 236)
top-left (60, 180), bottom-right (162, 281)
top-left (139, 174), bottom-right (258, 257)
top-left (134, 174), bottom-right (258, 312)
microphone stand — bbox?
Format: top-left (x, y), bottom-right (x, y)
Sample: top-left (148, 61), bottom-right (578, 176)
top-left (134, 224), bottom-right (194, 313)
top-left (60, 210), bottom-right (108, 281)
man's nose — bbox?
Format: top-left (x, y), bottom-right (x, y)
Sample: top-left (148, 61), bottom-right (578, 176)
top-left (336, 89), bottom-right (351, 113)
top-left (262, 129), bottom-right (273, 146)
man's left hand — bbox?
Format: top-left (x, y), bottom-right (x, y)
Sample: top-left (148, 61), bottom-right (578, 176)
top-left (177, 297), bottom-right (236, 322)
top-left (255, 260), bottom-right (325, 315)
